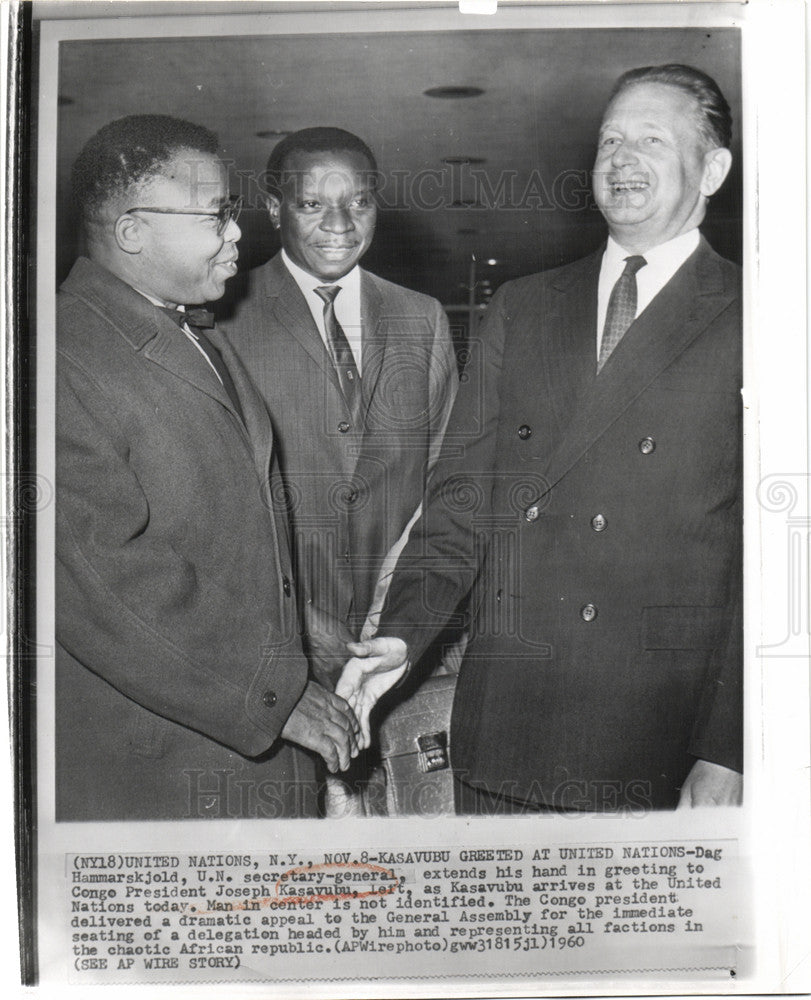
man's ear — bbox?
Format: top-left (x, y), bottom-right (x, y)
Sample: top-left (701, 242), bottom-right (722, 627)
top-left (700, 147), bottom-right (733, 198)
top-left (113, 213), bottom-right (145, 255)
top-left (265, 194), bottom-right (282, 230)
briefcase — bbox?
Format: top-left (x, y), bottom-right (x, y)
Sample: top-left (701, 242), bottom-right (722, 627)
top-left (367, 673), bottom-right (457, 816)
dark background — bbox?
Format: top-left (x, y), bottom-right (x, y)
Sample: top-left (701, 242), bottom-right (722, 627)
top-left (56, 27), bottom-right (741, 311)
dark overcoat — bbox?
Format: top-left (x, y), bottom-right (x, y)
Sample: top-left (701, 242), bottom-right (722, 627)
top-left (56, 257), bottom-right (316, 820)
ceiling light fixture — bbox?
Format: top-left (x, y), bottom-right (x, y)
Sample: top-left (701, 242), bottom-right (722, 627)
top-left (442, 156), bottom-right (486, 165)
top-left (424, 86), bottom-right (484, 99)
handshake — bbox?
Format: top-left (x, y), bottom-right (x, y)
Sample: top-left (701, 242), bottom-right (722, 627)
top-left (281, 630), bottom-right (409, 773)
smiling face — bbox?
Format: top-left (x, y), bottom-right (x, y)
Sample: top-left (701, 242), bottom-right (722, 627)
top-left (592, 82), bottom-right (723, 253)
top-left (269, 149), bottom-right (377, 281)
top-left (127, 149), bottom-right (240, 306)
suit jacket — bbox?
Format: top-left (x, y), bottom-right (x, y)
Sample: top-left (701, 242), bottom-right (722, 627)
top-left (378, 236), bottom-right (742, 810)
top-left (56, 257), bottom-right (316, 821)
top-left (221, 253), bottom-right (457, 638)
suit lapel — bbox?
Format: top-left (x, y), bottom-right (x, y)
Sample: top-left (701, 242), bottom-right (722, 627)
top-left (206, 325), bottom-right (275, 477)
top-left (140, 319), bottom-right (250, 430)
top-left (539, 250), bottom-right (601, 433)
top-left (359, 270), bottom-right (387, 423)
top-left (264, 254), bottom-right (343, 393)
top-left (64, 258), bottom-right (248, 432)
top-left (540, 237), bottom-right (737, 497)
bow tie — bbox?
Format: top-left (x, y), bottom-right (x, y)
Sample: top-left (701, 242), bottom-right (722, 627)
top-left (159, 306), bottom-right (215, 329)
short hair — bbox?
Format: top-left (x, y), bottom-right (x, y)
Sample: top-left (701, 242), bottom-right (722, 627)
top-left (72, 114), bottom-right (219, 226)
top-left (264, 126), bottom-right (378, 198)
top-left (608, 64), bottom-right (732, 150)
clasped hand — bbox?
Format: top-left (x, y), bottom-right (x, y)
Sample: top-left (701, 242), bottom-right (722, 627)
top-left (336, 637), bottom-right (409, 749)
top-left (282, 636), bottom-right (408, 769)
top-left (281, 680), bottom-right (361, 773)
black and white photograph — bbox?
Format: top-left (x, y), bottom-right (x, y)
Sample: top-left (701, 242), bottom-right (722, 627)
top-left (4, 0), bottom-right (809, 995)
top-left (53, 9), bottom-right (745, 823)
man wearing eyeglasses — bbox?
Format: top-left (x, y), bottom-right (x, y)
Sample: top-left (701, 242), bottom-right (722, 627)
top-left (56, 114), bottom-right (360, 821)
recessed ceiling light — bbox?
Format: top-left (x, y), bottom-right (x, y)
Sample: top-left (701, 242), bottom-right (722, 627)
top-left (486, 258), bottom-right (498, 266)
top-left (424, 86), bottom-right (484, 99)
top-left (442, 156), bottom-right (486, 165)
top-left (256, 130), bottom-right (291, 139)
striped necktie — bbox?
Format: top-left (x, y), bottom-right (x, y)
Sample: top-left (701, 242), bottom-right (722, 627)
top-left (314, 284), bottom-right (362, 426)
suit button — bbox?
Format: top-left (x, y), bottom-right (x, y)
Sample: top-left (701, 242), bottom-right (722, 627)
top-left (282, 577), bottom-right (291, 597)
top-left (518, 424), bottom-right (532, 440)
top-left (524, 504), bottom-right (540, 522)
top-left (338, 421), bottom-right (351, 434)
top-left (262, 690), bottom-right (277, 707)
top-left (639, 436), bottom-right (656, 455)
top-left (580, 603), bottom-right (598, 622)
top-left (590, 514), bottom-right (607, 532)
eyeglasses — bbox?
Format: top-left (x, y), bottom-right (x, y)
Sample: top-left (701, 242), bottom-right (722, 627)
top-left (125, 195), bottom-right (243, 235)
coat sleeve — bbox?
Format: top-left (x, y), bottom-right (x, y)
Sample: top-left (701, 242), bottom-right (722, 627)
top-left (56, 352), bottom-right (307, 758)
top-left (361, 298), bottom-right (460, 638)
top-left (427, 299), bottom-right (459, 471)
top-left (688, 526), bottom-right (743, 773)
top-left (688, 295), bottom-right (744, 776)
top-left (374, 285), bottom-right (509, 664)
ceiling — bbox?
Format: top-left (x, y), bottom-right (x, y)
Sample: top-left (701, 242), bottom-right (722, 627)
top-left (54, 25), bottom-right (742, 308)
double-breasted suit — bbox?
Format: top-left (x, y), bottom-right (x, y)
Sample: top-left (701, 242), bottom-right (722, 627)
top-left (56, 257), bottom-right (316, 821)
top-left (378, 236), bottom-right (742, 810)
top-left (222, 253), bottom-right (456, 638)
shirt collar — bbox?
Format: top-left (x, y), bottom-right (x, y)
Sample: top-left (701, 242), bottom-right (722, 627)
top-left (281, 248), bottom-right (361, 297)
top-left (133, 287), bottom-right (173, 309)
top-left (132, 286), bottom-right (195, 316)
top-left (605, 228), bottom-right (700, 270)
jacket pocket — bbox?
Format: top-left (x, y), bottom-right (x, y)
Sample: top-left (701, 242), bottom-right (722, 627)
top-left (641, 606), bottom-right (726, 651)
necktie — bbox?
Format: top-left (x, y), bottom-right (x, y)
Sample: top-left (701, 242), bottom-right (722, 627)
top-left (314, 285), bottom-right (362, 425)
top-left (598, 254), bottom-right (647, 373)
top-left (159, 306), bottom-right (245, 424)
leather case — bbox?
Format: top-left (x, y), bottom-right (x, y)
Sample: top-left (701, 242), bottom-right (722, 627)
top-left (370, 674), bottom-right (457, 816)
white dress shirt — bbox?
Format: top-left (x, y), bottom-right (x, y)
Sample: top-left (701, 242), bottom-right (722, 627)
top-left (282, 250), bottom-right (363, 374)
top-left (596, 228), bottom-right (700, 357)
